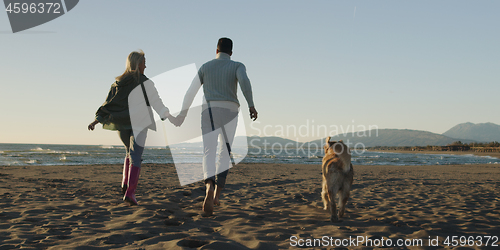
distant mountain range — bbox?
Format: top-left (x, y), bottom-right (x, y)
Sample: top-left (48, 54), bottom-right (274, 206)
top-left (443, 122), bottom-right (500, 142)
top-left (247, 122), bottom-right (500, 147)
top-left (172, 122), bottom-right (500, 148)
top-left (306, 129), bottom-right (474, 147)
top-left (244, 129), bottom-right (469, 148)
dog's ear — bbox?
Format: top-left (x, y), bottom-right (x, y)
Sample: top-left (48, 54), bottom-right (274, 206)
top-left (324, 137), bottom-right (331, 152)
top-left (339, 140), bottom-right (343, 143)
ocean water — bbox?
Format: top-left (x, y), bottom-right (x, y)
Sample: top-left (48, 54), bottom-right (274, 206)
top-left (0, 143), bottom-right (499, 166)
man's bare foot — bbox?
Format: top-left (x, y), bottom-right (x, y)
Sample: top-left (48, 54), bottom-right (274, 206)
top-left (202, 183), bottom-right (214, 216)
top-left (213, 185), bottom-right (222, 206)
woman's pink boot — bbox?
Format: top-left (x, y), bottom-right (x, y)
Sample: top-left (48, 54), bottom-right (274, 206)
top-left (123, 165), bottom-right (141, 206)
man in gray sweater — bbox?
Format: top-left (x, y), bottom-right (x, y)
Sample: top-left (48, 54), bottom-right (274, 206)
top-left (174, 38), bottom-right (258, 216)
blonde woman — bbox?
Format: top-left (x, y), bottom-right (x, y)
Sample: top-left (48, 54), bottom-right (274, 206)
top-left (88, 50), bottom-right (173, 205)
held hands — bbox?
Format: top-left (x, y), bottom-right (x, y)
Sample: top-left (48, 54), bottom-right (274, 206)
top-left (168, 115), bottom-right (185, 127)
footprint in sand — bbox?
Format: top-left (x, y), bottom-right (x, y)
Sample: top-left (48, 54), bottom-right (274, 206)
top-left (177, 238), bottom-right (209, 248)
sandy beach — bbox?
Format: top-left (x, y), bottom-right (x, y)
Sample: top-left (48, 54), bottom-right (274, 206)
top-left (1, 162), bottom-right (499, 249)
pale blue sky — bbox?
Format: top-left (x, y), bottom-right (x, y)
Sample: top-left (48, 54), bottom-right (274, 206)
top-left (1, 1), bottom-right (499, 144)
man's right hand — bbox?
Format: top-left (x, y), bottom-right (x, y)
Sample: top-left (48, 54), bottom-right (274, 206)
top-left (249, 107), bottom-right (258, 121)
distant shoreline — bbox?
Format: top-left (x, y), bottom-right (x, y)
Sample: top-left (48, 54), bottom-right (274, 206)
top-left (368, 149), bottom-right (500, 159)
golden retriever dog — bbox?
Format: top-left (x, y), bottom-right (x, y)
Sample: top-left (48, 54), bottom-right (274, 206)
top-left (322, 137), bottom-right (354, 222)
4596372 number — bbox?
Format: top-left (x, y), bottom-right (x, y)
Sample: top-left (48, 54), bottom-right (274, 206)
top-left (5, 3), bottom-right (61, 14)
top-left (443, 236), bottom-right (499, 247)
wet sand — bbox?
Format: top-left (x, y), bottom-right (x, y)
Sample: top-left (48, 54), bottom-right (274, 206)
top-left (1, 163), bottom-right (499, 249)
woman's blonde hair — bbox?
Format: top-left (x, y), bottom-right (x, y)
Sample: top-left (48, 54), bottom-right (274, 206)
top-left (116, 50), bottom-right (145, 82)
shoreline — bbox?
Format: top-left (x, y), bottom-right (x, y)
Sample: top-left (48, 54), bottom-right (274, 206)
top-left (1, 163), bottom-right (499, 249)
top-left (367, 148), bottom-right (500, 159)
